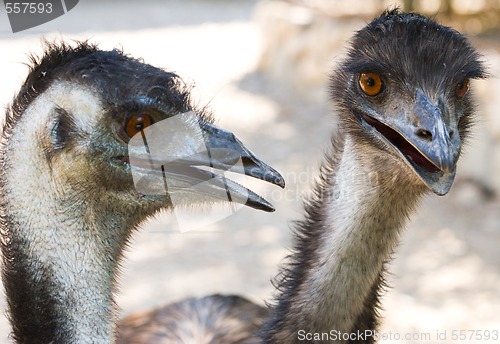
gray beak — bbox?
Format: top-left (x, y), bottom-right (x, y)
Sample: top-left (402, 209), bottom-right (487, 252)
top-left (361, 90), bottom-right (461, 195)
top-left (127, 118), bottom-right (284, 212)
top-left (201, 122), bottom-right (286, 190)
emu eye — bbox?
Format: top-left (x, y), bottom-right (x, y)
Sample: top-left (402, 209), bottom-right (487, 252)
top-left (455, 79), bottom-right (470, 98)
top-left (359, 73), bottom-right (384, 96)
top-left (125, 114), bottom-right (154, 138)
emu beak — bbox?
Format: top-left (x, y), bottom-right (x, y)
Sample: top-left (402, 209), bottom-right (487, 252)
top-left (201, 122), bottom-right (286, 188)
top-left (127, 116), bottom-right (284, 212)
top-left (361, 90), bottom-right (461, 196)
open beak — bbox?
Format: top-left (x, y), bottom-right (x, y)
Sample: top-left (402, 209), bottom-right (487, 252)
top-left (361, 90), bottom-right (461, 195)
top-left (126, 116), bottom-right (284, 212)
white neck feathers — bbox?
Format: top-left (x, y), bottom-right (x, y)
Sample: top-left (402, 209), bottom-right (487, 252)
top-left (1, 82), bottom-right (121, 342)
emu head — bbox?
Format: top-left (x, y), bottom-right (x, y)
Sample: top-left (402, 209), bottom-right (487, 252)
top-left (1, 42), bottom-right (284, 230)
top-left (331, 10), bottom-right (486, 195)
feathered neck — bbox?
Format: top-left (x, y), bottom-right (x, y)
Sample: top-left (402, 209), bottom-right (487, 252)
top-left (261, 133), bottom-right (425, 343)
top-left (0, 84), bottom-right (142, 343)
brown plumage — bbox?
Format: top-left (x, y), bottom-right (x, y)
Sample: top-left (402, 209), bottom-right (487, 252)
top-left (117, 295), bottom-right (268, 344)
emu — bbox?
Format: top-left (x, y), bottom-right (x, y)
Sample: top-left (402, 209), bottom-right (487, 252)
top-left (259, 10), bottom-right (485, 343)
top-left (0, 41), bottom-right (284, 343)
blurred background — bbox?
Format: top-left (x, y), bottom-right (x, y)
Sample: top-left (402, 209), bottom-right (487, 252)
top-left (0, 0), bottom-right (499, 343)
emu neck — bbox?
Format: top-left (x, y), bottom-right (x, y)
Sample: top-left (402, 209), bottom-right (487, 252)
top-left (0, 85), bottom-right (135, 343)
top-left (1, 179), bottom-right (130, 343)
top-left (264, 136), bottom-right (424, 343)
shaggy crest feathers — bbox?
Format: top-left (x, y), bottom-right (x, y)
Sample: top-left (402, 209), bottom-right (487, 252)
top-left (4, 40), bottom-right (213, 137)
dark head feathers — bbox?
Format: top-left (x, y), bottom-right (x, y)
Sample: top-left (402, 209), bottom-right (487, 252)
top-left (341, 9), bottom-right (486, 84)
top-left (5, 40), bottom-right (206, 135)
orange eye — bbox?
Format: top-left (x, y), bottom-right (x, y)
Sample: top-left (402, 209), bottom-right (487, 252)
top-left (125, 114), bottom-right (153, 138)
top-left (359, 72), bottom-right (384, 96)
top-left (455, 79), bottom-right (470, 98)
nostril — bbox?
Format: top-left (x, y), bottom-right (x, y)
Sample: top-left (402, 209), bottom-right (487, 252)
top-left (449, 130), bottom-right (455, 138)
top-left (415, 129), bottom-right (433, 141)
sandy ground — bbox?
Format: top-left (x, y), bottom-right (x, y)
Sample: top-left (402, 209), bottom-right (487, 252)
top-left (0, 1), bottom-right (499, 343)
